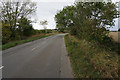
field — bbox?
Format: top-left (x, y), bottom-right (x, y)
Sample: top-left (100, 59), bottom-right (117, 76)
top-left (109, 32), bottom-right (120, 43)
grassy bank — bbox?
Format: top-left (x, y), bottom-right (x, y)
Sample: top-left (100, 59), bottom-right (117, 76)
top-left (2, 33), bottom-right (55, 50)
top-left (65, 34), bottom-right (118, 78)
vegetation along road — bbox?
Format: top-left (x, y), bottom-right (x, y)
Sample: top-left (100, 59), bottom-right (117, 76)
top-left (1, 0), bottom-right (120, 79)
top-left (2, 34), bottom-right (73, 78)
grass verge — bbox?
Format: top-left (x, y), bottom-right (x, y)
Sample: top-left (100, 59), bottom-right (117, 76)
top-left (2, 34), bottom-right (55, 50)
top-left (64, 34), bottom-right (119, 78)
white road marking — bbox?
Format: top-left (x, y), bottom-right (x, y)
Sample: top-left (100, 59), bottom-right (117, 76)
top-left (0, 66), bottom-right (4, 70)
top-left (32, 48), bottom-right (36, 51)
top-left (31, 46), bottom-right (39, 51)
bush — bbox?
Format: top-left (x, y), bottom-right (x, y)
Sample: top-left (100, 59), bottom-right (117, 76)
top-left (2, 23), bottom-right (12, 44)
top-left (14, 33), bottom-right (22, 40)
top-left (23, 26), bottom-right (35, 36)
top-left (18, 18), bottom-right (35, 37)
top-left (46, 29), bottom-right (52, 33)
top-left (77, 26), bottom-right (110, 45)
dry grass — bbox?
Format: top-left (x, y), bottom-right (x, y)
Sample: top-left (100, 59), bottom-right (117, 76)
top-left (65, 34), bottom-right (119, 78)
top-left (109, 32), bottom-right (120, 43)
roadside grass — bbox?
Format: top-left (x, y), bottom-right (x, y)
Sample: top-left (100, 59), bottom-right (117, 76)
top-left (64, 34), bottom-right (119, 78)
top-left (2, 34), bottom-right (55, 50)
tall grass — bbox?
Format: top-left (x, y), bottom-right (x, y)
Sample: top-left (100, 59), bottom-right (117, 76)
top-left (65, 34), bottom-right (119, 78)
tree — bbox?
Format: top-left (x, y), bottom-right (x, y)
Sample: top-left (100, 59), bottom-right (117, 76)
top-left (40, 20), bottom-right (48, 34)
top-left (55, 2), bottom-right (119, 44)
top-left (0, 1), bottom-right (36, 39)
top-left (18, 18), bottom-right (34, 37)
top-left (55, 6), bottom-right (76, 33)
top-left (75, 2), bottom-right (118, 40)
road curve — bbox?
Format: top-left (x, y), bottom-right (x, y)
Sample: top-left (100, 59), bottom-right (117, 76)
top-left (2, 34), bottom-right (73, 78)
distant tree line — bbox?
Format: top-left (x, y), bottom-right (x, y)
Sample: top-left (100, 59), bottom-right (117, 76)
top-left (55, 1), bottom-right (119, 45)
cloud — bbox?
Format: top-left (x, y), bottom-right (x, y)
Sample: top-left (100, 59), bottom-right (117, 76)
top-left (32, 2), bottom-right (74, 29)
top-left (32, 0), bottom-right (75, 2)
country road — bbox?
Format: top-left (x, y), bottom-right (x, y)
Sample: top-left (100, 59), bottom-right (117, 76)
top-left (2, 34), bottom-right (73, 78)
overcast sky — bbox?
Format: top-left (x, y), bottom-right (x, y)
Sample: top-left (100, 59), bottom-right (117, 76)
top-left (31, 0), bottom-right (120, 31)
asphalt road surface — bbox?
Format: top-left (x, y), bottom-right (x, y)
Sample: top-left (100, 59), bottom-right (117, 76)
top-left (2, 34), bottom-right (73, 78)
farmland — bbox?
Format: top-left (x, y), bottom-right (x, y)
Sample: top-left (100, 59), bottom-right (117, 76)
top-left (109, 32), bottom-right (120, 43)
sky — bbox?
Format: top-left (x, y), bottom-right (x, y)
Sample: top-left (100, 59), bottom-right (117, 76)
top-left (31, 0), bottom-right (120, 31)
